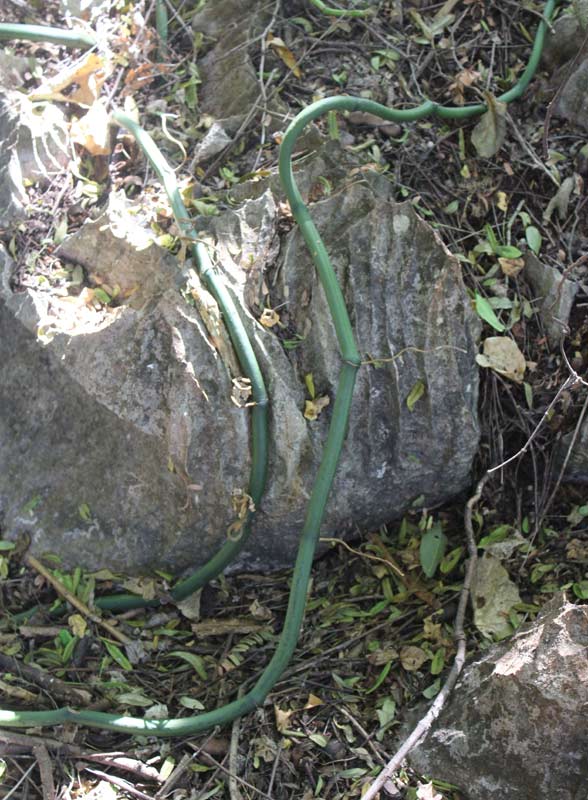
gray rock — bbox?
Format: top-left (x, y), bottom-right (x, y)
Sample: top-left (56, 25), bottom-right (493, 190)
top-left (556, 58), bottom-right (588, 132)
top-left (0, 147), bottom-right (481, 574)
top-left (524, 252), bottom-right (578, 346)
top-left (192, 0), bottom-right (287, 128)
top-left (192, 0), bottom-right (266, 120)
top-left (542, 13), bottom-right (586, 69)
top-left (0, 94), bottom-right (26, 229)
top-left (190, 121), bottom-right (233, 166)
top-left (555, 415), bottom-right (588, 484)
top-left (406, 597), bottom-right (588, 800)
top-left (0, 91), bottom-right (71, 229)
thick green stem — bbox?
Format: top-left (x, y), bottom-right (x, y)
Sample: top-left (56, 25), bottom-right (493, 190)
top-left (0, 23), bottom-right (96, 49)
top-left (0, 0), bottom-right (559, 736)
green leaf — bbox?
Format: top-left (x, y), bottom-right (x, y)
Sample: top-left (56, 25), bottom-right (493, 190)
top-left (0, 541), bottom-right (16, 551)
top-left (308, 733), bottom-right (328, 747)
top-left (430, 647), bottom-right (446, 675)
top-left (474, 293), bottom-right (506, 332)
top-left (525, 225), bottom-right (542, 254)
top-left (495, 245), bottom-right (523, 258)
top-left (78, 503), bottom-right (92, 521)
top-left (422, 678), bottom-right (441, 698)
top-left (440, 546), bottom-right (463, 574)
top-left (443, 200), bottom-right (459, 214)
top-left (375, 697), bottom-right (396, 734)
top-left (179, 696), bottom-right (205, 710)
top-left (420, 528), bottom-right (448, 577)
top-left (61, 635), bottom-right (78, 664)
top-left (573, 581), bottom-right (588, 600)
top-left (102, 639), bottom-right (133, 671)
top-left (116, 692), bottom-right (154, 707)
top-left (168, 651), bottom-right (208, 680)
top-left (366, 660), bottom-right (392, 694)
top-left (406, 380), bottom-right (426, 412)
top-left (21, 495), bottom-right (42, 514)
top-left (93, 287), bottom-right (111, 305)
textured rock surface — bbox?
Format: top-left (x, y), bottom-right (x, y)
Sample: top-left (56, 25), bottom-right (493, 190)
top-left (556, 58), bottom-right (588, 132)
top-left (0, 142), bottom-right (481, 574)
top-left (407, 598), bottom-right (588, 800)
top-left (0, 91), bottom-right (70, 229)
top-left (542, 9), bottom-right (588, 131)
top-left (524, 253), bottom-right (578, 346)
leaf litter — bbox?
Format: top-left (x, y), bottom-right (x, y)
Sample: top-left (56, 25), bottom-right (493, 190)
top-left (1, 0), bottom-right (587, 797)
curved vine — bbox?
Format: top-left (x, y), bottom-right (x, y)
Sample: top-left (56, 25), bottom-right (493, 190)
top-left (0, 0), bottom-right (559, 736)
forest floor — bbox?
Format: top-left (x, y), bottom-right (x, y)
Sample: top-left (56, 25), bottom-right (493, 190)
top-left (1, 0), bottom-right (587, 798)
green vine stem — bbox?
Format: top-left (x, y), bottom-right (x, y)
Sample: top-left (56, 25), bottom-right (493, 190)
top-left (308, 0), bottom-right (373, 17)
top-left (0, 0), bottom-right (559, 735)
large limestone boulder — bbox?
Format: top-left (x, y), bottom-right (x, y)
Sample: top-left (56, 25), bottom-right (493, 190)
top-left (0, 143), bottom-right (481, 574)
top-left (407, 598), bottom-right (588, 800)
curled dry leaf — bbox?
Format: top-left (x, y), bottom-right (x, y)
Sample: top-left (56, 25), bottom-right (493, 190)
top-left (498, 256), bottom-right (525, 277)
top-left (259, 308), bottom-right (280, 328)
top-left (304, 395), bottom-right (330, 421)
top-left (70, 100), bottom-right (112, 155)
top-left (476, 336), bottom-right (526, 383)
top-left (267, 33), bottom-right (301, 78)
top-left (274, 705), bottom-right (294, 733)
top-left (30, 51), bottom-right (110, 105)
top-left (399, 645), bottom-right (428, 672)
top-left (471, 94), bottom-right (506, 158)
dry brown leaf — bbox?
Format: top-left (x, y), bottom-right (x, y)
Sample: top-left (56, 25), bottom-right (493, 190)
top-left (30, 52), bottom-right (111, 106)
top-left (304, 395), bottom-right (330, 421)
top-left (267, 33), bottom-right (301, 78)
top-left (449, 66), bottom-right (480, 105)
top-left (70, 100), bottom-right (112, 155)
top-left (476, 336), bottom-right (526, 383)
top-left (400, 645), bottom-right (428, 672)
top-left (259, 308), bottom-right (280, 328)
top-left (274, 705), bottom-right (294, 733)
top-left (416, 782), bottom-right (443, 800)
top-left (471, 94), bottom-right (506, 158)
top-left (304, 693), bottom-right (324, 709)
top-left (498, 256), bottom-right (524, 277)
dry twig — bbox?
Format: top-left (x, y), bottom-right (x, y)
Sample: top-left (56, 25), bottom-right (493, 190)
top-left (24, 553), bottom-right (131, 645)
top-left (361, 474), bottom-right (488, 800)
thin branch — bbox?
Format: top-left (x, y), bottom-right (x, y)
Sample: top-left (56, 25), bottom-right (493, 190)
top-left (361, 475), bottom-right (488, 800)
top-left (24, 553), bottom-right (131, 645)
top-left (33, 743), bottom-right (55, 800)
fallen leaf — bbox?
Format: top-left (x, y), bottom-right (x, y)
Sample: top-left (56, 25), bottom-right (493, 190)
top-left (30, 51), bottom-right (111, 106)
top-left (416, 782), bottom-right (443, 800)
top-left (472, 553), bottom-right (521, 638)
top-left (498, 256), bottom-right (524, 277)
top-left (267, 33), bottom-right (301, 78)
top-left (68, 614), bottom-right (87, 638)
top-left (274, 705), bottom-right (294, 733)
top-left (449, 66), bottom-right (480, 105)
top-left (543, 174), bottom-right (579, 222)
top-left (400, 645), bottom-right (428, 672)
top-left (304, 395), bottom-right (329, 421)
top-left (496, 190), bottom-right (508, 211)
top-left (304, 693), bottom-right (324, 709)
top-left (406, 379), bottom-right (426, 412)
top-left (476, 336), bottom-right (526, 383)
top-left (259, 308), bottom-right (280, 327)
top-left (249, 598), bottom-right (273, 620)
top-left (70, 100), bottom-right (112, 155)
top-left (471, 94), bottom-right (506, 158)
